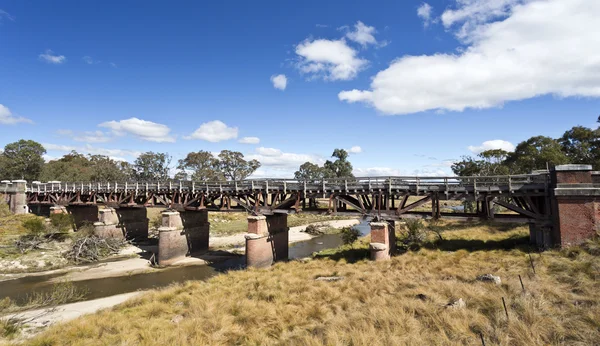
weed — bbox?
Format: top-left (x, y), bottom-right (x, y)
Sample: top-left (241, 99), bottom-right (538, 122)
top-left (49, 213), bottom-right (74, 233)
top-left (22, 217), bottom-right (46, 236)
top-left (25, 281), bottom-right (88, 308)
top-left (340, 227), bottom-right (360, 246)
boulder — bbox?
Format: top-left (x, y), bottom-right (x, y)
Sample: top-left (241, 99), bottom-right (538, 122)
top-left (476, 274), bottom-right (502, 285)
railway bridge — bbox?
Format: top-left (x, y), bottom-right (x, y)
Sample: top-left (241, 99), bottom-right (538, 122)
top-left (2, 164), bottom-right (599, 266)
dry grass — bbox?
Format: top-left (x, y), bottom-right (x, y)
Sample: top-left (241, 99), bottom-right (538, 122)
top-left (24, 220), bottom-right (600, 345)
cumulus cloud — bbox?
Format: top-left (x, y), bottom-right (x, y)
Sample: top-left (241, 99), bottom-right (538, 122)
top-left (417, 3), bottom-right (434, 27)
top-left (238, 137), bottom-right (260, 144)
top-left (0, 104), bottom-right (33, 125)
top-left (339, 0), bottom-right (600, 115)
top-left (468, 140), bottom-right (515, 154)
top-left (246, 147), bottom-right (324, 169)
top-left (295, 39), bottom-right (367, 81)
top-left (185, 120), bottom-right (238, 142)
top-left (43, 143), bottom-right (141, 161)
top-left (345, 21), bottom-right (378, 47)
top-left (348, 146), bottom-right (362, 154)
top-left (99, 118), bottom-right (175, 143)
top-left (270, 74), bottom-right (287, 90)
top-left (39, 49), bottom-right (66, 64)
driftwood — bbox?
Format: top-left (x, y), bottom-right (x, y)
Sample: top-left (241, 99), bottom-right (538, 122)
top-left (14, 233), bottom-right (69, 254)
top-left (64, 236), bottom-right (126, 263)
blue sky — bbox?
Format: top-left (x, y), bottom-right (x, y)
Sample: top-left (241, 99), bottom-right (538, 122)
top-left (0, 0), bottom-right (599, 178)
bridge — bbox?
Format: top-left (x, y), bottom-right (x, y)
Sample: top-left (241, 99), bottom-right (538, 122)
top-left (2, 164), bottom-right (599, 266)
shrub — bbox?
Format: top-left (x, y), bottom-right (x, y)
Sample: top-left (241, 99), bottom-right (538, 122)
top-left (340, 227), bottom-right (360, 246)
top-left (21, 217), bottom-right (46, 235)
top-left (0, 200), bottom-right (10, 217)
top-left (401, 219), bottom-right (427, 250)
top-left (304, 224), bottom-right (324, 235)
top-left (49, 213), bottom-right (74, 232)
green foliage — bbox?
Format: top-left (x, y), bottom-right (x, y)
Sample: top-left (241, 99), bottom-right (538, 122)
top-left (401, 219), bottom-right (427, 249)
top-left (0, 139), bottom-right (46, 181)
top-left (324, 149), bottom-right (354, 178)
top-left (294, 162), bottom-right (326, 181)
top-left (217, 150), bottom-right (260, 180)
top-left (559, 126), bottom-right (600, 168)
top-left (340, 226), bottom-right (360, 246)
top-left (40, 151), bottom-right (132, 182)
top-left (177, 150), bottom-right (223, 181)
top-left (134, 152), bottom-right (172, 180)
top-left (22, 217), bottom-right (46, 235)
top-left (506, 136), bottom-right (569, 173)
top-left (49, 213), bottom-right (73, 232)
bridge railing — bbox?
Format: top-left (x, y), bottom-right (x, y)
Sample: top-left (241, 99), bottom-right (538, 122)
top-left (24, 172), bottom-right (549, 193)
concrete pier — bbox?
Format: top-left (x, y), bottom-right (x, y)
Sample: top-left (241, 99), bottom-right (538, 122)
top-left (369, 221), bottom-right (396, 261)
top-left (1, 180), bottom-right (28, 214)
top-left (93, 208), bottom-right (123, 239)
top-left (157, 210), bottom-right (210, 266)
top-left (245, 213), bottom-right (289, 268)
top-left (115, 208), bottom-right (149, 240)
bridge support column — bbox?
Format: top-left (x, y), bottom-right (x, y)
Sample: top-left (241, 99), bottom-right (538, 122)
top-left (115, 208), bottom-right (149, 240)
top-left (66, 205), bottom-right (99, 229)
top-left (551, 165), bottom-right (600, 247)
top-left (3, 180), bottom-right (28, 215)
top-left (369, 221), bottom-right (395, 261)
top-left (157, 210), bottom-right (210, 266)
top-left (94, 208), bottom-right (123, 239)
top-left (245, 213), bottom-right (289, 268)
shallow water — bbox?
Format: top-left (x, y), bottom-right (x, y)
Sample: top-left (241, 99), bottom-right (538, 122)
top-left (0, 218), bottom-right (371, 305)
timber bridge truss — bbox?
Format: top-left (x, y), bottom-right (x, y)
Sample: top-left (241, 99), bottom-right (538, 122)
top-left (21, 173), bottom-right (552, 222)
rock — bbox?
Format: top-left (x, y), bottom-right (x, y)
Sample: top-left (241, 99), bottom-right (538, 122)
top-left (171, 314), bottom-right (184, 324)
top-left (476, 274), bottom-right (502, 285)
top-left (415, 294), bottom-right (428, 301)
top-left (446, 298), bottom-right (466, 309)
top-left (315, 276), bottom-right (344, 282)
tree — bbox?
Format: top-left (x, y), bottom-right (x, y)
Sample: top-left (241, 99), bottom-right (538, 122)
top-left (559, 126), bottom-right (600, 168)
top-left (505, 136), bottom-right (569, 173)
top-left (294, 162), bottom-right (326, 181)
top-left (217, 150), bottom-right (260, 180)
top-left (478, 149), bottom-right (510, 175)
top-left (323, 149), bottom-right (354, 178)
top-left (40, 151), bottom-right (92, 182)
top-left (89, 155), bottom-right (132, 181)
top-left (0, 140), bottom-right (46, 181)
top-left (451, 156), bottom-right (484, 177)
top-left (133, 152), bottom-right (172, 180)
top-left (177, 151), bottom-right (223, 181)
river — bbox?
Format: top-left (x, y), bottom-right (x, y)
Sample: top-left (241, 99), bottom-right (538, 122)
top-left (0, 218), bottom-right (372, 306)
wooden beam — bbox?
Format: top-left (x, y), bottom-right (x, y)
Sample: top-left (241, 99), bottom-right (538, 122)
top-left (397, 195), bottom-right (432, 215)
top-left (493, 199), bottom-right (541, 219)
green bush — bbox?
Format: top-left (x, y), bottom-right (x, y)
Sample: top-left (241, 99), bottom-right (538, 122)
top-left (340, 227), bottom-right (361, 246)
top-left (22, 217), bottom-right (46, 235)
top-left (49, 213), bottom-right (74, 232)
top-left (401, 219), bottom-right (427, 250)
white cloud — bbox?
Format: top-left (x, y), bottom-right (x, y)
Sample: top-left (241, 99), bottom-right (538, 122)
top-left (185, 120), bottom-right (238, 142)
top-left (339, 0), bottom-right (600, 115)
top-left (99, 117), bottom-right (175, 143)
top-left (238, 137), bottom-right (260, 144)
top-left (353, 167), bottom-right (449, 177)
top-left (42, 143), bottom-right (141, 161)
top-left (39, 49), bottom-right (66, 64)
top-left (295, 39), bottom-right (367, 81)
top-left (72, 131), bottom-right (112, 143)
top-left (468, 140), bottom-right (515, 153)
top-left (246, 148), bottom-right (324, 169)
top-left (0, 104), bottom-right (33, 125)
top-left (0, 9), bottom-right (14, 22)
top-left (348, 146), bottom-right (362, 154)
top-left (345, 21), bottom-right (377, 47)
top-left (110, 62), bottom-right (117, 68)
top-left (417, 3), bottom-right (434, 27)
top-left (82, 56), bottom-right (99, 65)
top-left (441, 0), bottom-right (526, 41)
top-left (270, 74), bottom-right (287, 90)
